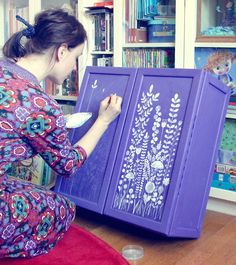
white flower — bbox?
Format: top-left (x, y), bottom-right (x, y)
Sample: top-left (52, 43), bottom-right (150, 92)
top-left (155, 105), bottom-right (161, 112)
top-left (129, 188), bottom-right (134, 194)
top-left (163, 178), bottom-right (170, 186)
top-left (145, 181), bottom-right (155, 193)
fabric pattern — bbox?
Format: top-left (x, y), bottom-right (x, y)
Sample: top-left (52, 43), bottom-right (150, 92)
top-left (0, 60), bottom-right (87, 258)
top-left (0, 178), bottom-right (75, 258)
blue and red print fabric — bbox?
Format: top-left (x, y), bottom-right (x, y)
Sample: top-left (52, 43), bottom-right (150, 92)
top-left (0, 178), bottom-right (75, 258)
top-left (0, 61), bottom-right (86, 258)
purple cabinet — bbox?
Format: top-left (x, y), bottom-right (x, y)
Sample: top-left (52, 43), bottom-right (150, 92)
top-left (55, 67), bottom-right (230, 238)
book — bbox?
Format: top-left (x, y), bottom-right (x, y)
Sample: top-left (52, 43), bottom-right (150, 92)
top-left (87, 10), bottom-right (113, 52)
top-left (213, 163), bottom-right (236, 191)
top-left (195, 47), bottom-right (236, 103)
top-left (8, 155), bottom-right (45, 185)
top-left (93, 1), bottom-right (113, 8)
top-left (7, 155), bottom-right (55, 188)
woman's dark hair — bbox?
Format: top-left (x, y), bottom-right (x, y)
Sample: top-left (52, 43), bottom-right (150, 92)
top-left (3, 8), bottom-right (87, 60)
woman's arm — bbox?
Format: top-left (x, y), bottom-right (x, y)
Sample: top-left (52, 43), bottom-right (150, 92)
top-left (74, 94), bottom-right (122, 157)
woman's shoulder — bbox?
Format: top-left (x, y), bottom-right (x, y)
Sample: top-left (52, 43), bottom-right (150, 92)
top-left (0, 60), bottom-right (62, 115)
top-left (0, 58), bottom-right (40, 85)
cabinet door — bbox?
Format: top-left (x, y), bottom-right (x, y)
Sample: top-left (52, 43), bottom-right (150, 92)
top-left (104, 68), bottom-right (204, 235)
top-left (55, 66), bottom-right (137, 213)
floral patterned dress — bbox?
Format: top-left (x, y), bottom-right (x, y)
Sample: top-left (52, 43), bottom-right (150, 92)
top-left (0, 60), bottom-right (87, 258)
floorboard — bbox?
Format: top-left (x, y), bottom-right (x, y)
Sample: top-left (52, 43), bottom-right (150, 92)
top-left (74, 208), bottom-right (236, 265)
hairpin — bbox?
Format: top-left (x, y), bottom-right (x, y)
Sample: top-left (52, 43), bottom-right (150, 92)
top-left (16, 15), bottom-right (35, 38)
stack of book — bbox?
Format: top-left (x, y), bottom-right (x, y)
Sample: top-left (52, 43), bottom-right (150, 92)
top-left (125, 0), bottom-right (176, 43)
top-left (213, 163), bottom-right (236, 191)
top-left (213, 118), bottom-right (236, 191)
top-left (228, 101), bottom-right (236, 115)
top-left (85, 5), bottom-right (113, 52)
top-left (123, 48), bottom-right (174, 68)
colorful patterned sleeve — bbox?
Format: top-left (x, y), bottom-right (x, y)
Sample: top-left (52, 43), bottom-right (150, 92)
top-left (18, 94), bottom-right (87, 177)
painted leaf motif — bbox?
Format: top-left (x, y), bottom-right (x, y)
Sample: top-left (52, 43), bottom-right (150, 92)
top-left (158, 186), bottom-right (164, 195)
top-left (171, 103), bottom-right (180, 108)
top-left (143, 193), bottom-right (151, 204)
top-left (151, 160), bottom-right (164, 169)
top-left (173, 94), bottom-right (180, 102)
top-left (136, 148), bottom-right (141, 154)
top-left (170, 108), bottom-right (179, 112)
top-left (125, 172), bottom-right (135, 179)
top-left (92, 79), bottom-right (98, 88)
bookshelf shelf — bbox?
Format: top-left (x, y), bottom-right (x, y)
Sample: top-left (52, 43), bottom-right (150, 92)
top-left (210, 187), bottom-right (236, 202)
top-left (52, 95), bottom-right (78, 102)
top-left (178, 0), bottom-right (236, 215)
top-left (195, 42), bottom-right (236, 48)
top-left (91, 51), bottom-right (114, 55)
top-left (123, 43), bottom-right (175, 48)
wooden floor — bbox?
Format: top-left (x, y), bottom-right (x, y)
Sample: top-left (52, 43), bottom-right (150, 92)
top-left (75, 208), bottom-right (236, 265)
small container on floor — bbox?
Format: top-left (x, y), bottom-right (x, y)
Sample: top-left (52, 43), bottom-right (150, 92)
top-left (122, 245), bottom-right (144, 264)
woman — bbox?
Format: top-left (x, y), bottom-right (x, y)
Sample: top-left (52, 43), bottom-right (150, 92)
top-left (0, 8), bottom-right (122, 258)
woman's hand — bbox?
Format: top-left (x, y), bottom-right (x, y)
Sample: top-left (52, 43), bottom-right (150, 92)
top-left (74, 94), bottom-right (122, 157)
top-left (97, 94), bottom-right (122, 125)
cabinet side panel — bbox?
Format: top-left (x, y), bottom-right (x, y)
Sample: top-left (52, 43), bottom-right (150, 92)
top-left (169, 74), bottom-right (230, 238)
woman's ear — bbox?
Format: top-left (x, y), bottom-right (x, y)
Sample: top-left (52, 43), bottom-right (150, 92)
top-left (56, 44), bottom-right (68, 61)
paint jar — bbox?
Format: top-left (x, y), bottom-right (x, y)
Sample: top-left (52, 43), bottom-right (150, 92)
top-left (122, 245), bottom-right (144, 264)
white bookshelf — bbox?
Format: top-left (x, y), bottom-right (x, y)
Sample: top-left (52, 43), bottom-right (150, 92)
top-left (185, 0), bottom-right (236, 215)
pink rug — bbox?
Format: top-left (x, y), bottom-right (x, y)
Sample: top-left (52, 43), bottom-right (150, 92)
top-left (0, 223), bottom-right (129, 265)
